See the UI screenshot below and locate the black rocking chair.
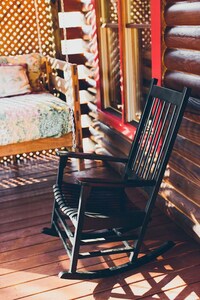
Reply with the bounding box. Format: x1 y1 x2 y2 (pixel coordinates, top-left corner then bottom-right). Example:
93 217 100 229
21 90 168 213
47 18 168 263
43 78 191 279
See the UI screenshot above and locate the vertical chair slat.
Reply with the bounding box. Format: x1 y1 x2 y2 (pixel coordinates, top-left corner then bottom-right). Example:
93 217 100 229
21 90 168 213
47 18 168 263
146 102 171 180
136 99 158 177
133 98 155 174
152 104 177 180
141 100 166 179
139 98 163 179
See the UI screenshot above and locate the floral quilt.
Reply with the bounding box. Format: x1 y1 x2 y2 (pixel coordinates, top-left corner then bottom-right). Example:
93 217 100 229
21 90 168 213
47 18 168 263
0 92 72 146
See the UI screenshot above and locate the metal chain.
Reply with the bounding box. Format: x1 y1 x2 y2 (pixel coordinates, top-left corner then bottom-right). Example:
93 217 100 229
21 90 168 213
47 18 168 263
33 0 43 55
70 107 76 151
61 0 68 62
64 64 77 151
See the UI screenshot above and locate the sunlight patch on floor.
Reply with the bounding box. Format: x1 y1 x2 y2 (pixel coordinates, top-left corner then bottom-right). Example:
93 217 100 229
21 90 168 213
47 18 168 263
0 177 47 189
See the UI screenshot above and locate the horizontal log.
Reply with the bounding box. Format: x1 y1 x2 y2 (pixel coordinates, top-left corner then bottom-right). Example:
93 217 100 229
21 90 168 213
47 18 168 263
178 118 200 145
157 195 200 244
165 168 200 205
97 135 126 156
184 111 200 123
169 151 199 186
174 135 199 165
165 2 200 26
164 49 200 75
164 26 200 51
185 97 200 115
97 121 131 156
63 0 82 12
66 28 83 39
164 70 200 98
142 65 152 81
159 184 200 222
68 54 87 64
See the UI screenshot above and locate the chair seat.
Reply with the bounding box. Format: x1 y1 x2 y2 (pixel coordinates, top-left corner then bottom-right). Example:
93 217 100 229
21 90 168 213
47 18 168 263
53 183 146 230
62 164 123 183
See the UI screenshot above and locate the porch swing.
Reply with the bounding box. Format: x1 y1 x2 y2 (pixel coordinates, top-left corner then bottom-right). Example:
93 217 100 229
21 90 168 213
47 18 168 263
0 0 82 160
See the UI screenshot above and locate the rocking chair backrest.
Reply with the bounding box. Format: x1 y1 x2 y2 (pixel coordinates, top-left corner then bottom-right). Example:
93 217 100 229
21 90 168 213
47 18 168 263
124 78 190 185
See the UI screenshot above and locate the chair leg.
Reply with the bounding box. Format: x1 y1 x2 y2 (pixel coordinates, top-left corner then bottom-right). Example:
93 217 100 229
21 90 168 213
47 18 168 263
42 197 59 236
68 228 82 274
56 156 68 186
59 184 91 276
42 156 68 237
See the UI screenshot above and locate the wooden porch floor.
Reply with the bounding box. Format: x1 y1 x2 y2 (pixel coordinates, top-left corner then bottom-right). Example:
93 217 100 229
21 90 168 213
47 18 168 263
0 153 200 300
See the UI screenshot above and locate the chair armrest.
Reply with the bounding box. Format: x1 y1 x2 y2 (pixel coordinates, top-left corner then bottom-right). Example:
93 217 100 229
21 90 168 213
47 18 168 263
57 150 128 163
76 177 156 188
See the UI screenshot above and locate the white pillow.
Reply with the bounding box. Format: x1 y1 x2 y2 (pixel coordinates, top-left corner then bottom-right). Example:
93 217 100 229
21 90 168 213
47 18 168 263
0 64 32 98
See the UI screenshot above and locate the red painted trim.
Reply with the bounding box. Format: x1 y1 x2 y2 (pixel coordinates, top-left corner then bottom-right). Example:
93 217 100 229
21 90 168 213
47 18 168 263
150 0 162 84
117 0 125 123
98 110 136 140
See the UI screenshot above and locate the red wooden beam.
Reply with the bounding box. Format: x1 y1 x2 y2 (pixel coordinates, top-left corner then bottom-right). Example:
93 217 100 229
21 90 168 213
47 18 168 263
151 0 162 84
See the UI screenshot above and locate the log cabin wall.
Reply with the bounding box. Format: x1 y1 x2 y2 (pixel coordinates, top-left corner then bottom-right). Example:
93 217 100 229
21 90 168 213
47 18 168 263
89 0 200 243
159 0 200 242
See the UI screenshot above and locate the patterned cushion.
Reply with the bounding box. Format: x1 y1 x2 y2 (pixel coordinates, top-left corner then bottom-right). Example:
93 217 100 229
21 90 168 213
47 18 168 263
0 53 44 92
0 64 32 98
0 92 71 145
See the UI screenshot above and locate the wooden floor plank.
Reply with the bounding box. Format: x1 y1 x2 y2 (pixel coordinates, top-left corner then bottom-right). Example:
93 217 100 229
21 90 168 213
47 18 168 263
0 246 65 276
0 190 53 209
0 213 51 235
0 179 55 198
0 155 199 300
4 264 199 300
0 246 199 291
0 198 53 223
0 239 62 264
146 281 200 300
0 218 51 243
0 231 57 253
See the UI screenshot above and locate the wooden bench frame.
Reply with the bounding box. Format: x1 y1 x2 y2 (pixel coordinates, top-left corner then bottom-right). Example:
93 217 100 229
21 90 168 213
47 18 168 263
0 57 83 158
